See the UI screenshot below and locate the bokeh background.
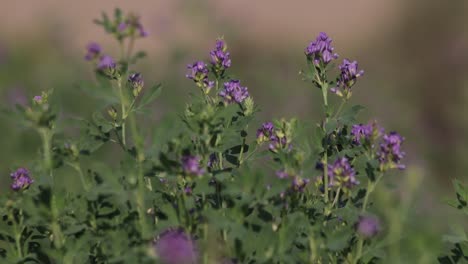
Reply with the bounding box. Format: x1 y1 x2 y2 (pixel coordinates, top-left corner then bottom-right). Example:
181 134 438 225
1 0 467 257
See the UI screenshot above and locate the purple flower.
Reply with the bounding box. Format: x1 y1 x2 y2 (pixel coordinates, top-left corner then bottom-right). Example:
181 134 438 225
305 32 339 66
331 59 364 98
121 15 149 38
219 80 249 104
84 42 101 61
118 22 128 32
351 121 384 145
378 132 406 170
207 153 217 169
184 186 192 195
186 61 213 92
128 72 144 88
33 95 43 104
138 26 149 37
276 169 289 179
328 157 359 189
210 39 231 72
154 228 198 264
97 55 116 70
10 168 34 191
181 155 205 176
186 61 209 80
292 176 310 192
256 122 274 143
356 215 381 238
268 134 288 153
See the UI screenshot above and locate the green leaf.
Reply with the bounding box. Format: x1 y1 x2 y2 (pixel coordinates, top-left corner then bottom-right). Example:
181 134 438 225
340 104 365 124
135 83 162 111
130 51 147 64
326 228 353 251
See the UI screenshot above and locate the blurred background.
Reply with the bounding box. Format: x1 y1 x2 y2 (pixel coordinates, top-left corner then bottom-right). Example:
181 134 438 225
0 0 467 255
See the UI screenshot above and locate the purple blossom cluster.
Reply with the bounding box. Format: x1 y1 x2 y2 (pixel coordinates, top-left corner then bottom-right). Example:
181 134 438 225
10 168 34 191
33 95 43 104
210 39 231 72
128 72 144 96
186 61 214 93
275 169 289 179
128 73 144 88
356 215 381 238
84 42 102 61
331 59 364 98
98 55 117 70
256 122 274 143
351 121 383 145
327 157 359 189
378 132 406 170
84 43 117 71
305 32 339 66
181 155 205 176
268 134 288 153
256 122 290 153
207 153 218 169
292 176 310 192
118 14 148 38
219 80 249 104
153 228 198 264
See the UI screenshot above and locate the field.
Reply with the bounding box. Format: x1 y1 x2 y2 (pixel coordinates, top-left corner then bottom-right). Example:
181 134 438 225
0 2 467 264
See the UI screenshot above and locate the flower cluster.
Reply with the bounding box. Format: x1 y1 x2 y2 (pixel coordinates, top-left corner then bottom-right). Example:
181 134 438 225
10 168 34 191
305 32 339 66
117 13 148 38
128 72 144 97
351 121 383 146
84 42 102 61
84 43 117 73
153 228 198 264
276 169 290 179
378 132 406 170
186 61 214 93
291 176 310 192
256 121 291 153
219 80 249 104
331 59 364 98
328 157 359 190
97 55 117 70
356 215 381 239
256 122 274 143
181 155 205 176
210 38 231 73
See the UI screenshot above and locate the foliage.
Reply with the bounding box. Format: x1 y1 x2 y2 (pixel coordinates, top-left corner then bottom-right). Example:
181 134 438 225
0 8 447 264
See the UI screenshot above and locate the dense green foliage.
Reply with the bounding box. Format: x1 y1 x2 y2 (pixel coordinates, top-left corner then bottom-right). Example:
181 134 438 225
0 9 466 264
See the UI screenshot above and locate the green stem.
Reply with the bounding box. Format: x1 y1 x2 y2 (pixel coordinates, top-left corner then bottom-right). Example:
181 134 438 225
11 210 23 259
353 173 384 263
323 153 329 203
39 128 64 251
66 161 89 192
128 112 149 237
238 138 246 166
203 223 209 264
240 145 258 164
39 129 53 184
331 188 341 208
319 79 330 203
126 37 135 62
308 229 317 262
117 78 127 146
333 99 347 119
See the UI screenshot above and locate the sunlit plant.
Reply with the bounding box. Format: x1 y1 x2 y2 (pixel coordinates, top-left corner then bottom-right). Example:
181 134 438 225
3 8 460 264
